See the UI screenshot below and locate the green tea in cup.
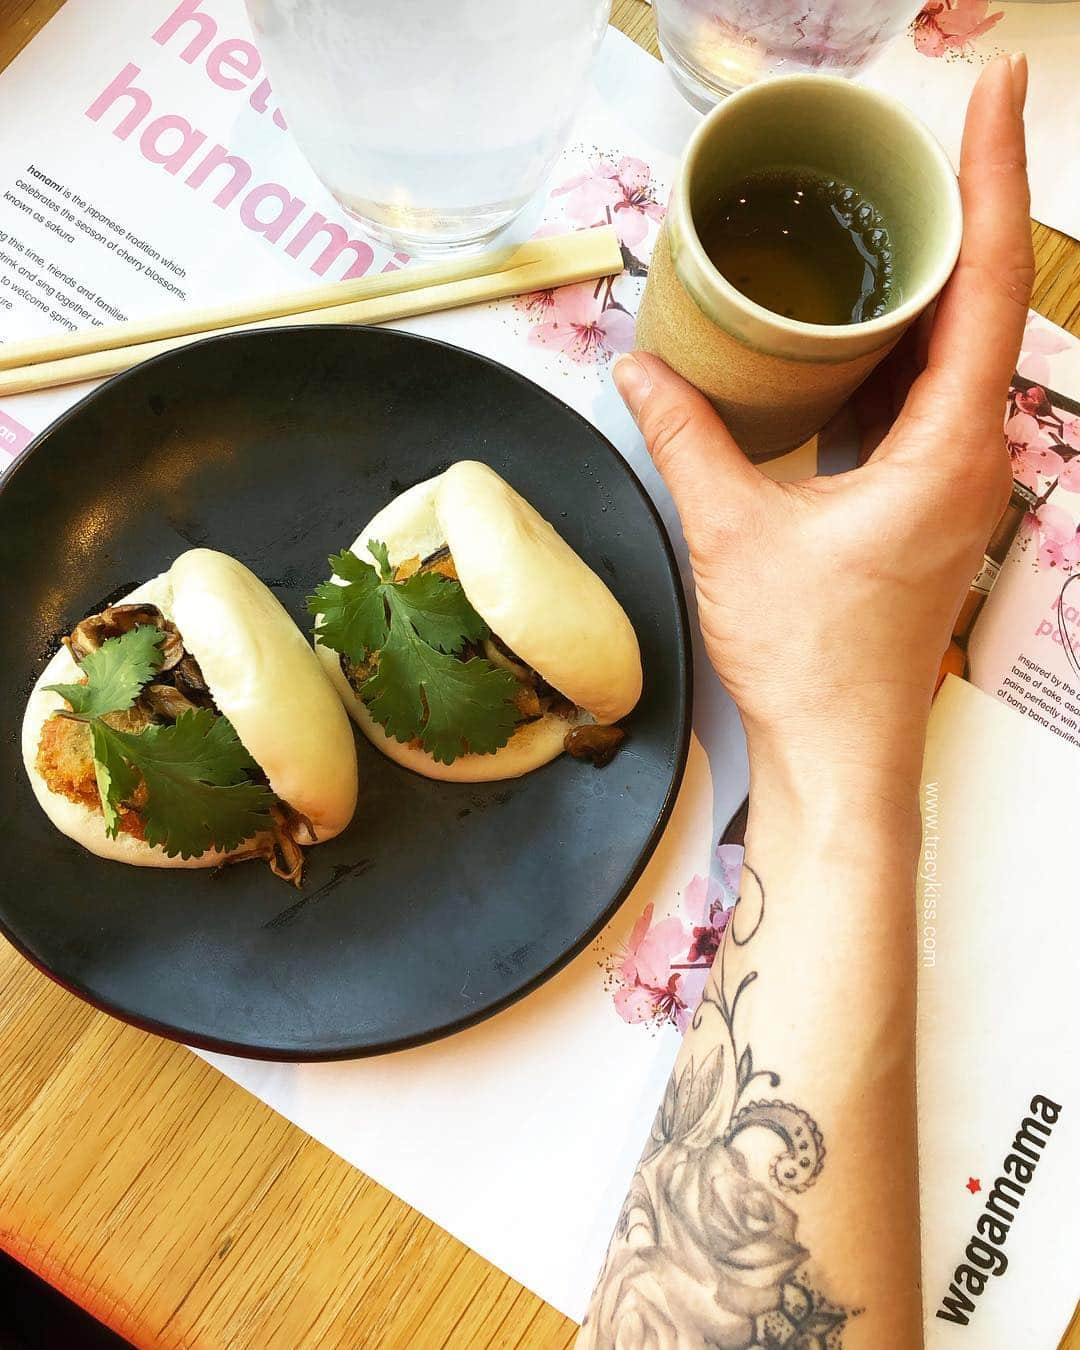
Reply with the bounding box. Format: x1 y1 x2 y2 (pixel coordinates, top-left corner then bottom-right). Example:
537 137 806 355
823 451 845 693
635 75 962 461
698 170 896 326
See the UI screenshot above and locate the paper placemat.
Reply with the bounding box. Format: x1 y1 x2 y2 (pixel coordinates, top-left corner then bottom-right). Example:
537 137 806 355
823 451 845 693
860 1 1080 241
1 2 1077 1337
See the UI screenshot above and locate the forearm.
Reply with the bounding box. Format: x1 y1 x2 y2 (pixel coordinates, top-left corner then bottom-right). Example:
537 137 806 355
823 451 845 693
578 742 924 1349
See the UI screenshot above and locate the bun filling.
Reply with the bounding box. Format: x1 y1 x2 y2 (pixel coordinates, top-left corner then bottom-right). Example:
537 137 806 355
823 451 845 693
338 545 626 767
36 602 314 885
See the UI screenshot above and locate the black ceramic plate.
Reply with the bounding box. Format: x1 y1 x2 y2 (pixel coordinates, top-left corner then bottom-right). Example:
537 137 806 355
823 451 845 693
0 327 690 1059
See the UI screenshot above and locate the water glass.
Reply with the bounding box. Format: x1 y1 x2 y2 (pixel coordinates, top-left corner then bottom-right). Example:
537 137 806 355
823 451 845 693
246 0 611 255
654 0 926 108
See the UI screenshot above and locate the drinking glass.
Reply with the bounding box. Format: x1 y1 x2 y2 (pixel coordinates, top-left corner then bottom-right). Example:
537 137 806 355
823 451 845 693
653 0 926 109
245 0 611 254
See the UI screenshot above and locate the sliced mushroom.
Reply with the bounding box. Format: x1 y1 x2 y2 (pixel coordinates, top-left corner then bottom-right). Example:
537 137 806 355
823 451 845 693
564 723 626 767
65 614 112 661
100 602 166 632
139 682 202 722
514 683 542 721
65 603 184 671
172 654 213 704
95 607 186 672
219 803 314 888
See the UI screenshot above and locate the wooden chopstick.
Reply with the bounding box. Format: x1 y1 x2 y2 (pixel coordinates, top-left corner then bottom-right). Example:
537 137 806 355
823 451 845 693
0 226 623 397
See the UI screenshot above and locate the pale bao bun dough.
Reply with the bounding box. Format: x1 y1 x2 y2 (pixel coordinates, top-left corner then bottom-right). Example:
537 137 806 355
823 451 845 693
315 462 642 782
440 462 642 723
22 550 358 867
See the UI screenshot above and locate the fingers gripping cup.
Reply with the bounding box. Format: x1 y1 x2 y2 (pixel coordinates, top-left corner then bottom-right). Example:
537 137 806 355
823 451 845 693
636 76 963 462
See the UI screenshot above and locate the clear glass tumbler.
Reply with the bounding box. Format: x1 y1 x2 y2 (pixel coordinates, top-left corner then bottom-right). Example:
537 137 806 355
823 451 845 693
245 0 611 255
654 0 925 109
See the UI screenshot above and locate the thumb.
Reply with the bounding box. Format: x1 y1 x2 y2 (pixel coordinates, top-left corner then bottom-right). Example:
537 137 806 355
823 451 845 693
612 352 760 536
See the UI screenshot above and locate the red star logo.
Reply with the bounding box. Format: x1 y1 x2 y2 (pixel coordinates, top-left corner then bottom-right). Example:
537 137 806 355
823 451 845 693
966 1177 981 1194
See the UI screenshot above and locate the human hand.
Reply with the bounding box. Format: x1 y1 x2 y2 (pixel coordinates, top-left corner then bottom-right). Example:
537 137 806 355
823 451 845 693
613 55 1033 794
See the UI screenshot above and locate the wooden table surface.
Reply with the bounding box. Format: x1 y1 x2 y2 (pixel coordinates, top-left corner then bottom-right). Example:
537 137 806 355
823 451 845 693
1 2 1078 1347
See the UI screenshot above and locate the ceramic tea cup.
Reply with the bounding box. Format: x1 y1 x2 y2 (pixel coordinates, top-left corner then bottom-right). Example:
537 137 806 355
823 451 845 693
636 75 963 461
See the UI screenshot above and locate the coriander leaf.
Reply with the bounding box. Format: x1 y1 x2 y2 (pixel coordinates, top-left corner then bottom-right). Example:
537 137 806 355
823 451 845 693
309 539 518 764
307 549 388 662
330 546 381 584
361 618 519 764
386 574 488 654
46 625 164 719
90 720 141 838
368 538 393 582
93 709 275 859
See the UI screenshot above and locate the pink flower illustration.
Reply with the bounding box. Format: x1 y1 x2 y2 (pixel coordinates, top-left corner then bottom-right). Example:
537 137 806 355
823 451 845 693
529 281 635 364
614 974 696 1031
516 150 664 364
1061 418 1080 457
1015 384 1052 419
609 156 667 249
606 842 744 1034
913 0 1004 58
552 158 621 223
1006 411 1064 491
513 287 557 321
552 155 665 249
1018 317 1071 387
612 903 698 1031
1035 502 1080 571
715 842 743 898
617 903 687 989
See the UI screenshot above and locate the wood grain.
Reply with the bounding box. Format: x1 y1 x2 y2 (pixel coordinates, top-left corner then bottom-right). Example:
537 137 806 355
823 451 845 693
0 0 1077 1346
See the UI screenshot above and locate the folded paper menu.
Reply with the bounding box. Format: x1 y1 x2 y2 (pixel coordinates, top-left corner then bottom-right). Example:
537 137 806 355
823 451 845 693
0 1 1077 1341
919 678 1080 1347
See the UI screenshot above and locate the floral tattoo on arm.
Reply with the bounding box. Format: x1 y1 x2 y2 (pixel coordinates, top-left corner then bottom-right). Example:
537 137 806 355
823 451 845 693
579 865 853 1350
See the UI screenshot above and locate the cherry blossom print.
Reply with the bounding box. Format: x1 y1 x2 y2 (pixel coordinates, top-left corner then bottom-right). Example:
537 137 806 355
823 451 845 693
603 842 744 1034
610 903 699 1032
1006 411 1064 491
615 975 697 1033
1035 502 1080 571
528 281 635 364
608 156 666 250
513 288 557 321
1061 418 1080 457
552 155 665 249
511 149 667 367
552 158 622 225
1018 317 1072 387
1015 384 1052 419
617 903 688 990
913 0 1003 59
1004 376 1080 576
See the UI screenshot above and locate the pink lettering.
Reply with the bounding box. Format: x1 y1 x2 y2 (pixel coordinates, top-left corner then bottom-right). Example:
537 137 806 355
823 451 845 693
0 409 34 461
247 77 288 130
152 0 218 63
140 114 207 175
207 38 260 91
185 144 253 208
1035 619 1054 637
285 214 374 279
85 63 152 140
240 183 306 243
249 78 272 113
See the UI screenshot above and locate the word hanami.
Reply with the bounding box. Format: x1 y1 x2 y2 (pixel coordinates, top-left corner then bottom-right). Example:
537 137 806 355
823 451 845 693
935 1093 1062 1326
83 0 404 283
